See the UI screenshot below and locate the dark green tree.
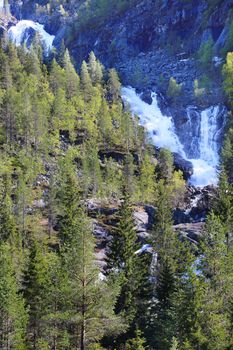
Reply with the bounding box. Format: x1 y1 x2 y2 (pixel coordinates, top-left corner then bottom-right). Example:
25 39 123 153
0 243 28 350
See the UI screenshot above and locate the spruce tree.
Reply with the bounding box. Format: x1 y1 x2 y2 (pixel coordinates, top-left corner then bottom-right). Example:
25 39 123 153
138 153 156 203
88 51 103 85
107 68 121 102
80 60 93 102
146 178 178 349
0 243 28 350
125 329 146 350
199 212 230 349
64 49 80 99
106 189 148 346
62 208 121 350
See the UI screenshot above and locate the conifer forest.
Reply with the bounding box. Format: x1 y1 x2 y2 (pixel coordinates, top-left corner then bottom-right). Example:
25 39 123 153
0 1 233 349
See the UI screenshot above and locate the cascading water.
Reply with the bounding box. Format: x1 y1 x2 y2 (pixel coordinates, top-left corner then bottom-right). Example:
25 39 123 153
200 106 222 164
190 106 226 186
8 20 55 51
122 86 226 187
122 86 186 157
0 0 3 9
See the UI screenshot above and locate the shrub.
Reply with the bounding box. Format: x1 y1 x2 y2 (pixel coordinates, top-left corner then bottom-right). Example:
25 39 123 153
198 38 214 67
167 77 182 99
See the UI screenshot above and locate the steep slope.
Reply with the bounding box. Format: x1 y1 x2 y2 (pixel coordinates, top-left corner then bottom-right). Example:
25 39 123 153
3 0 231 186
8 0 233 101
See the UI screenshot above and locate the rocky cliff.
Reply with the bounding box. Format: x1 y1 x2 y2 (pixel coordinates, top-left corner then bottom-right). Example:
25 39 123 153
7 1 233 105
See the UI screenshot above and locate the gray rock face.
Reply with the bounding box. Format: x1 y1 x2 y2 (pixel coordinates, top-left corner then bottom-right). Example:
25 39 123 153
173 185 217 225
173 153 194 180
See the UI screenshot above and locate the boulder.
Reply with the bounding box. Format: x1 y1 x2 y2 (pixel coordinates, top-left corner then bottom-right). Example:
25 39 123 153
173 152 194 180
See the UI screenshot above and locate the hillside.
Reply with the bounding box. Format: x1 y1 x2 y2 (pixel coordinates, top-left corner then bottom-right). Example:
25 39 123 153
0 1 233 350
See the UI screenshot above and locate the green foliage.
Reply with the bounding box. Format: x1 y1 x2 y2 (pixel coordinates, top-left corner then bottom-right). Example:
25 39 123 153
198 38 214 68
1 32 232 350
221 125 233 182
137 153 156 203
223 52 233 108
167 77 182 100
0 243 28 350
107 68 121 103
126 329 146 350
194 79 205 99
157 148 174 182
222 21 233 55
62 208 123 349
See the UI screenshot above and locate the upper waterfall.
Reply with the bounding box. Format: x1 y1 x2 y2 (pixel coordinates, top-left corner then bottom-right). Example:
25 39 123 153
8 20 55 51
122 86 226 187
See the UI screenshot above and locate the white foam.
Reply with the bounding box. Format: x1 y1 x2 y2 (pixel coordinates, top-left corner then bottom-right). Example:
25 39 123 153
135 244 153 255
122 86 224 187
0 0 3 9
189 159 218 187
8 20 55 51
122 87 185 157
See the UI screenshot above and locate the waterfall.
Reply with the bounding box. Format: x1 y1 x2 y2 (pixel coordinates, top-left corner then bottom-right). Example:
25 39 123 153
0 0 3 10
200 106 222 165
122 86 226 187
122 86 186 157
8 20 55 51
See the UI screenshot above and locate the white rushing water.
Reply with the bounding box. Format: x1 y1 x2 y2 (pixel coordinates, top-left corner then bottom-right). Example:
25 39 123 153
8 20 55 50
122 86 186 157
122 86 225 187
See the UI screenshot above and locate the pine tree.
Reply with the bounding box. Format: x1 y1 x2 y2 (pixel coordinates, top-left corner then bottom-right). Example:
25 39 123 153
125 329 146 350
56 151 80 245
0 173 16 242
146 178 178 349
57 39 66 67
157 148 174 183
221 125 233 182
97 99 113 147
198 212 230 349
175 244 205 349
214 168 233 245
107 68 121 102
88 51 103 85
49 58 65 94
106 189 145 346
0 243 28 350
151 257 177 349
223 52 233 108
22 241 70 349
80 60 93 101
64 49 80 99
62 208 121 350
82 140 102 196
123 153 136 196
138 153 156 203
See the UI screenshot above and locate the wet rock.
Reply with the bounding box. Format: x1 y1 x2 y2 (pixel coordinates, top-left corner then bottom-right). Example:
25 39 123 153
87 198 119 218
98 149 139 165
173 185 217 224
33 199 46 209
173 222 204 244
134 208 149 232
141 90 153 104
173 152 194 180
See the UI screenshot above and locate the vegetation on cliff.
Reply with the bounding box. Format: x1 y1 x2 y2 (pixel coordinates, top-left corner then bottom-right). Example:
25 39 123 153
0 0 233 347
